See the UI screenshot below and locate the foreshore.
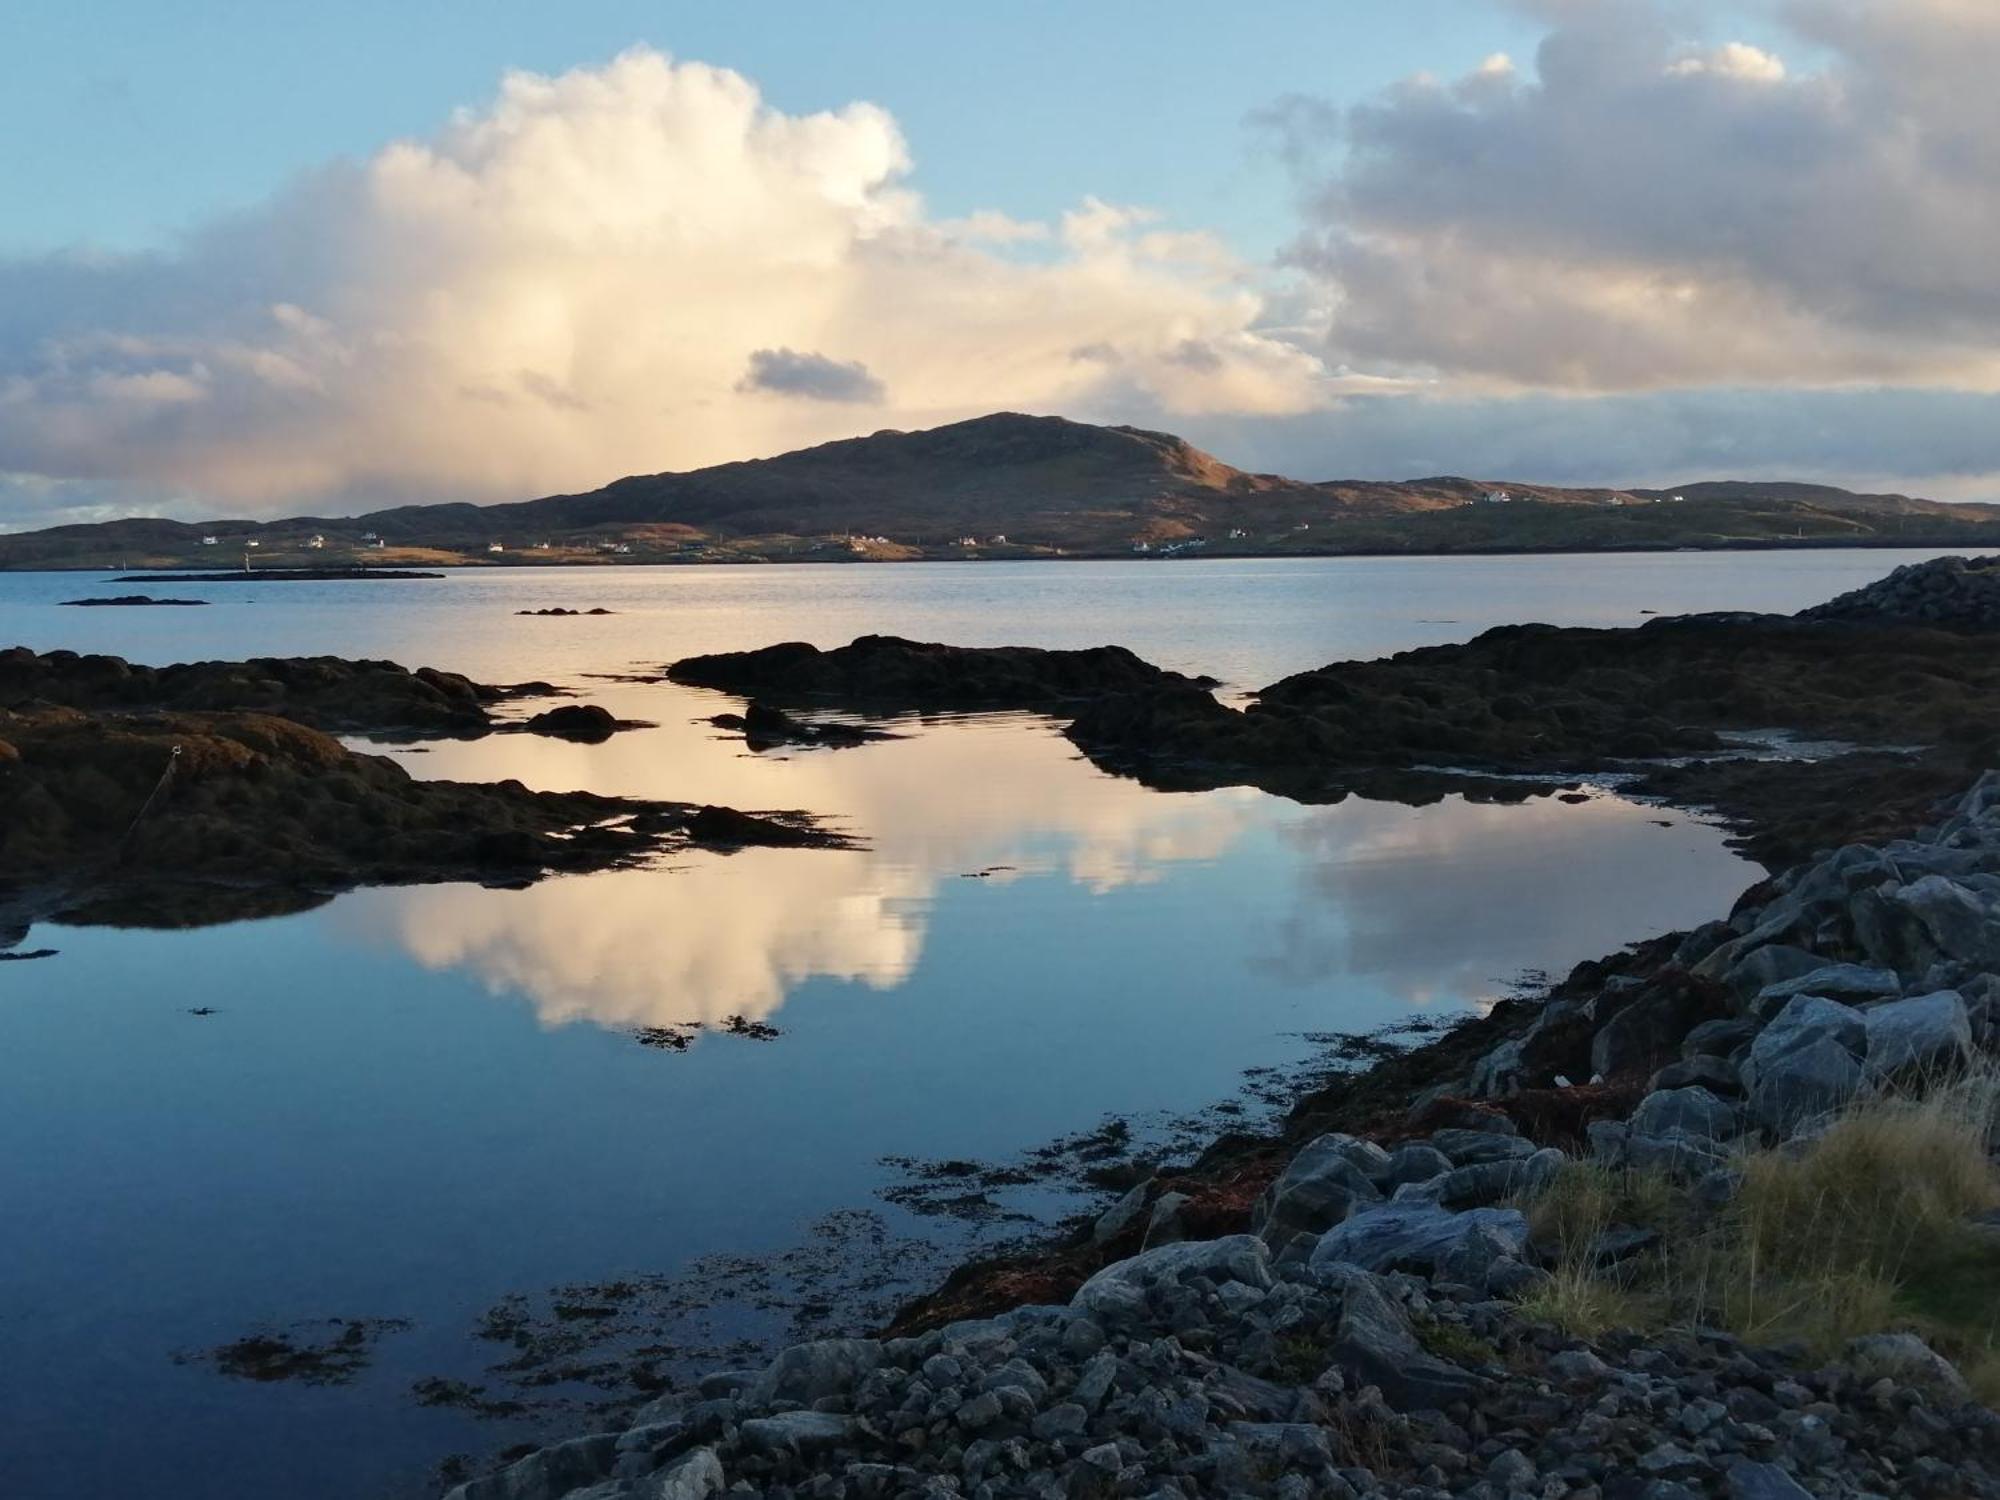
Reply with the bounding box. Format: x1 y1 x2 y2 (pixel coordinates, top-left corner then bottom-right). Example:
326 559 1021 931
434 555 2000 1500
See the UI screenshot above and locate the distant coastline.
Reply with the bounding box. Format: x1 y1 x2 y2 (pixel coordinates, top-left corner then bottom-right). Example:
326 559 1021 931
18 531 1994 577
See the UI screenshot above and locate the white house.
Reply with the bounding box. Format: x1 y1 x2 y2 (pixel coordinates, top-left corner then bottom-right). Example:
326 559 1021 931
487 542 505 554
199 535 219 546
1483 489 1513 504
307 534 326 550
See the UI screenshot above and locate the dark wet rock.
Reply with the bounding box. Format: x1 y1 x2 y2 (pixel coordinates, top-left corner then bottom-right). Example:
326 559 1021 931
60 594 208 607
668 634 1212 708
0 645 538 738
522 702 629 742
707 700 896 749
515 607 615 616
679 804 844 848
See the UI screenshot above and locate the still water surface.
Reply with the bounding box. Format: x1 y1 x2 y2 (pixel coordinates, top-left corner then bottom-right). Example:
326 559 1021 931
0 552 1980 1499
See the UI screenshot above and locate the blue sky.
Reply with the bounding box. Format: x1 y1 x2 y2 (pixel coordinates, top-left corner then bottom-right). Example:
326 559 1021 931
3 0 1997 524
2 1 1537 258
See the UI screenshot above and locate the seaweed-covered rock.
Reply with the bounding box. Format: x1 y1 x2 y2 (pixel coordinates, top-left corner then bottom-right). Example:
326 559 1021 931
0 646 536 738
668 635 1209 707
1799 554 2000 631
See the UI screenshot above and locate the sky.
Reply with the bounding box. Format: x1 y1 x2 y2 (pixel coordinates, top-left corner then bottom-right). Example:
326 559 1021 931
3 0 1997 527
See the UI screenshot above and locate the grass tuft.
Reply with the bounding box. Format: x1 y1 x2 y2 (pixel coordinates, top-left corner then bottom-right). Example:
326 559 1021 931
1510 1064 2000 1392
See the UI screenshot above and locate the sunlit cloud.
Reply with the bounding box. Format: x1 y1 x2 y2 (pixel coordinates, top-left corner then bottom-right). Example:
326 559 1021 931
0 47 1327 519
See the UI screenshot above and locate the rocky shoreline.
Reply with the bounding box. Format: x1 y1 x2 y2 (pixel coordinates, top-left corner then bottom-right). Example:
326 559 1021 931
441 558 2000 1500
439 770 2000 1500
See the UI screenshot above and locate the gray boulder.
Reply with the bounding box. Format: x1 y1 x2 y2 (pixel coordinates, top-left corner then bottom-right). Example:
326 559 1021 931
635 1449 725 1500
1864 989 1973 1078
1891 875 2000 969
1091 1181 1152 1245
1648 1055 1743 1096
1724 1459 1815 1500
1743 994 1865 1090
1072 1235 1272 1322
1624 1128 1732 1179
1748 1033 1866 1135
739 1411 852 1455
1845 1331 1971 1398
1681 1016 1760 1060
747 1337 881 1406
443 1435 616 1500
1436 1147 1564 1208
1140 1190 1192 1250
1714 944 1829 1001
1756 963 1899 1010
1428 1128 1536 1165
1630 1086 1743 1142
1309 1203 1529 1277
1382 1142 1453 1189
1252 1135 1383 1258
1326 1268 1485 1411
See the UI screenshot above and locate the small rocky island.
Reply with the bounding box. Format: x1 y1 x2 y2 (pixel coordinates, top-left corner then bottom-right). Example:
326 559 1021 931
452 557 2000 1500
0 647 847 931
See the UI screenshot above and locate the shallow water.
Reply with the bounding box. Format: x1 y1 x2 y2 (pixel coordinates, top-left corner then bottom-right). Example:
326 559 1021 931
0 551 1981 1499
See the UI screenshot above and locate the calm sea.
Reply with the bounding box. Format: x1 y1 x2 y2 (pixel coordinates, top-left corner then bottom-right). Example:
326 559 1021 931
0 551 1981 1499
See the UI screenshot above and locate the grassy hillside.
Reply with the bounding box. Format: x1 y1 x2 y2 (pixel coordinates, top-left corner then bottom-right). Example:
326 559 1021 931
3 413 1996 569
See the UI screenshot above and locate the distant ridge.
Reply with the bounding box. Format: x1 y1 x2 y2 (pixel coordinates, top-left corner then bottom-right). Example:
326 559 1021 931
4 411 1996 570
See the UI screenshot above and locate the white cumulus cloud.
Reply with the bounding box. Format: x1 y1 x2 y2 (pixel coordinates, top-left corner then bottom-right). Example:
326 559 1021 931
0 47 1326 519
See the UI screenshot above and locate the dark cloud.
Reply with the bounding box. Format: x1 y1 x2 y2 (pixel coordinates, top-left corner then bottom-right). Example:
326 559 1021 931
1272 0 2000 390
736 347 887 404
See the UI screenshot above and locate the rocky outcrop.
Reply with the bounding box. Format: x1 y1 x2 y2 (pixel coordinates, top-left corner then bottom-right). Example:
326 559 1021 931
60 594 208 607
0 705 848 928
667 635 1213 708
0 646 552 738
1799 554 2000 630
1065 609 2000 831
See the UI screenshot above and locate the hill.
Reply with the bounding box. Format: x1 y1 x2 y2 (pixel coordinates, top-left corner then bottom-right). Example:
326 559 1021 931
3 412 1996 569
